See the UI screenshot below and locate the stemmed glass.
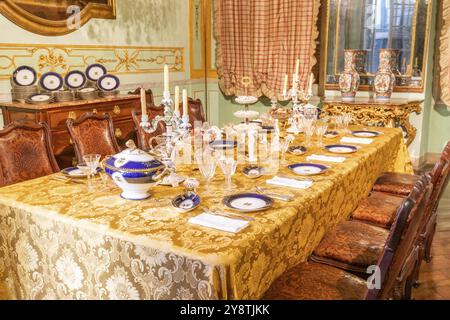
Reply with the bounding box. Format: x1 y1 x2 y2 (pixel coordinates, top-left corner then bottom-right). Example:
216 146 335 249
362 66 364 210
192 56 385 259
195 151 217 195
280 134 295 164
218 157 237 193
83 154 100 191
299 116 316 147
342 113 353 134
315 120 329 148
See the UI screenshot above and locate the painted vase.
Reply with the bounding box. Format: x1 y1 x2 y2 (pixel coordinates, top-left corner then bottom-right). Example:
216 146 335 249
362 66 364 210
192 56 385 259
374 49 397 100
339 50 360 101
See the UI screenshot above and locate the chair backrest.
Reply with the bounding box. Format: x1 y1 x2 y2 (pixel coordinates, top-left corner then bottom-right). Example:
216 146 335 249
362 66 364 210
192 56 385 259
128 88 156 108
131 109 166 151
426 141 450 217
66 112 120 163
365 173 432 300
0 120 59 186
175 97 206 128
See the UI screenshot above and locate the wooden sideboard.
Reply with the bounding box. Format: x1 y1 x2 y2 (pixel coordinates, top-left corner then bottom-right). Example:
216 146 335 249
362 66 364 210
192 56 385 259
321 97 422 146
0 95 140 168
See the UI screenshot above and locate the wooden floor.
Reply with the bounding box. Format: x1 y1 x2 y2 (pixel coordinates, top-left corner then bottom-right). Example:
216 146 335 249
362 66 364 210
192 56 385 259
413 184 450 300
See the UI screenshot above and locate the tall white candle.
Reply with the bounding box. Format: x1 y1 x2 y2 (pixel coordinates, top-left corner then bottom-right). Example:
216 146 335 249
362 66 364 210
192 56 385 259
140 87 147 115
164 64 169 92
308 73 314 95
292 74 297 89
283 74 288 96
182 89 188 116
295 59 300 76
174 86 180 114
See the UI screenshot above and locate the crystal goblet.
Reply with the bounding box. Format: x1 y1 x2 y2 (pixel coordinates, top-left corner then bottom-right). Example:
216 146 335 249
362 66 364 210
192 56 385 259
218 157 237 193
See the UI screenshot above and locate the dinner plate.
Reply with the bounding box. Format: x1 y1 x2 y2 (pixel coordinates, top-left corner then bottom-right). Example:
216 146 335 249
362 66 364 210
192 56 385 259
288 163 328 176
223 193 273 213
288 145 307 155
85 63 107 81
65 70 87 90
61 167 101 178
97 74 120 91
40 72 63 91
352 130 380 138
209 140 237 150
12 66 37 86
324 144 358 154
172 192 201 212
26 93 54 104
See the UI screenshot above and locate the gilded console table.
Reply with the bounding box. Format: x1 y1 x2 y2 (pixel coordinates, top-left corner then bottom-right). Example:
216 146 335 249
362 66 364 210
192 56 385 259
321 97 422 146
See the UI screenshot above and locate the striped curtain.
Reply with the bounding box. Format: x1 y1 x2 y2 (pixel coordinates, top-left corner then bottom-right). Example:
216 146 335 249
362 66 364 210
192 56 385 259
214 0 320 100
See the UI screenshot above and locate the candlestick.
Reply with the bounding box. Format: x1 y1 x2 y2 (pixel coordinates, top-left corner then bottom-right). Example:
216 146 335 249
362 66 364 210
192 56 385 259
283 74 288 96
174 86 180 114
295 59 300 76
140 87 147 115
182 89 188 117
164 64 169 92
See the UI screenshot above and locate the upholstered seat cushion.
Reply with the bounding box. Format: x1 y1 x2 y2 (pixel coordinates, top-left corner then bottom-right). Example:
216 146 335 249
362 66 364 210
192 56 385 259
373 172 419 196
351 191 404 228
311 221 389 273
262 262 367 300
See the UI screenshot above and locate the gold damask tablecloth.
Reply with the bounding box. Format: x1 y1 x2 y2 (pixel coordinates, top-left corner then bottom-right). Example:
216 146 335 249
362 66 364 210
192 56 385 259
0 126 412 300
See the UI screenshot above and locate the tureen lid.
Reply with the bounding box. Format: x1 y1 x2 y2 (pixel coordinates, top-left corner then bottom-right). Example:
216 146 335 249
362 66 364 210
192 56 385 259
115 140 156 162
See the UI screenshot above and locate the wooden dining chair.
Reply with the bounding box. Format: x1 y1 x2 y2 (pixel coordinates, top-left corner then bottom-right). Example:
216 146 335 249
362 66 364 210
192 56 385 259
131 108 166 150
0 120 59 187
175 97 207 128
262 175 432 300
309 174 431 279
66 112 120 164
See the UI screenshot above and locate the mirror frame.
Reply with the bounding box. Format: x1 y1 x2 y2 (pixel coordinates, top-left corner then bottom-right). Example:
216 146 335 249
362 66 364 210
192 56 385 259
319 0 432 93
0 0 116 36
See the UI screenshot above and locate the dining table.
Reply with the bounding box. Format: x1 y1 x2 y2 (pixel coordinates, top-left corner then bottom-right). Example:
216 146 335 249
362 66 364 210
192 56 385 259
0 125 413 300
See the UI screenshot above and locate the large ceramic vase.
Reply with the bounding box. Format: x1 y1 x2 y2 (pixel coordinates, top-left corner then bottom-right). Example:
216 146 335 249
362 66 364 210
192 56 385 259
374 49 396 100
339 50 360 101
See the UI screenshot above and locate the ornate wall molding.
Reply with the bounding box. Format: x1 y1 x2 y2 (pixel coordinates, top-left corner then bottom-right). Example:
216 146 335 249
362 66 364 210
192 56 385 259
0 43 184 81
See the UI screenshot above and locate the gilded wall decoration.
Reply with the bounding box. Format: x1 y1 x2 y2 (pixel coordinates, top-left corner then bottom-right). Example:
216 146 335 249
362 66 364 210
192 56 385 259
0 43 184 81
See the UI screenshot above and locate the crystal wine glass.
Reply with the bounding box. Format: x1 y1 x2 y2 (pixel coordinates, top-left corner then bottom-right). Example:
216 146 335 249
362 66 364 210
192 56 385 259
280 134 295 164
218 157 237 193
195 152 217 194
342 113 353 134
77 164 94 192
83 154 101 189
299 116 316 147
315 120 329 148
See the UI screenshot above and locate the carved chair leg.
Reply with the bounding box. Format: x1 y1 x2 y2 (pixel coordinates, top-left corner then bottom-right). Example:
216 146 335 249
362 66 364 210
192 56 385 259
424 221 437 263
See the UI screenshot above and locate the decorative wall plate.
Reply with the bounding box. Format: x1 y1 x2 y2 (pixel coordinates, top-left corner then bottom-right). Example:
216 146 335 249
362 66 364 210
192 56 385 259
39 72 63 91
65 70 87 90
172 192 201 212
223 193 273 213
288 145 307 155
325 144 358 154
26 93 54 104
352 130 380 138
97 74 120 92
12 66 37 86
86 64 107 81
288 163 328 176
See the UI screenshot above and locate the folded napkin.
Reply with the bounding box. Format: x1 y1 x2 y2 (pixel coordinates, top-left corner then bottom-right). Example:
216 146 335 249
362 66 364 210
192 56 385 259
341 137 373 145
266 176 313 189
188 213 249 233
306 154 346 163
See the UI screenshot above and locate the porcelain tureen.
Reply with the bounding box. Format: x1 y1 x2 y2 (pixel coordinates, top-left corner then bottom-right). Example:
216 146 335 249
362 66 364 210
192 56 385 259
104 140 168 200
